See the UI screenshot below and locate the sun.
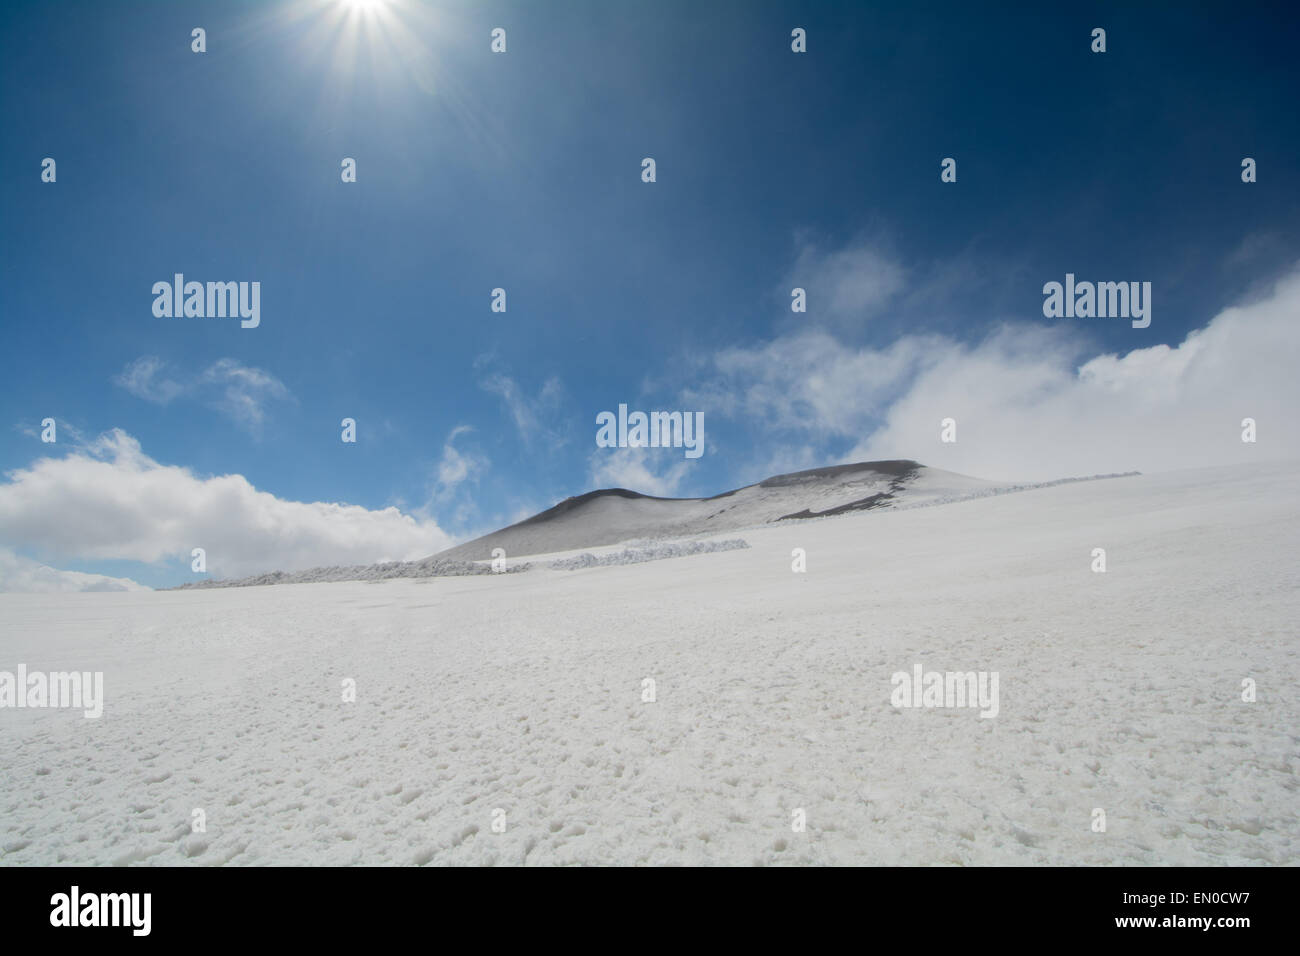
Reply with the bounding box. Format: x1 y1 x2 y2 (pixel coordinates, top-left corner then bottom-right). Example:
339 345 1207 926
261 0 454 101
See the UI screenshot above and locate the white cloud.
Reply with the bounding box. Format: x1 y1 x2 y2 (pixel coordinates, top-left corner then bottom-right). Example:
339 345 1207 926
588 446 691 497
785 236 905 326
0 430 454 579
114 355 186 404
434 425 488 497
694 266 1300 483
0 547 149 594
113 356 291 434
479 372 567 447
199 359 291 432
685 329 941 437
426 425 491 529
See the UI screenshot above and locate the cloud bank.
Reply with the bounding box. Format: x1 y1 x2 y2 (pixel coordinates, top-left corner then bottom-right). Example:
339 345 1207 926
689 266 1300 483
0 430 454 582
0 548 150 594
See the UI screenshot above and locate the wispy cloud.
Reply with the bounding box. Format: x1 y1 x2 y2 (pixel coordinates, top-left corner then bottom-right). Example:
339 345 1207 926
425 425 490 529
199 359 291 432
783 234 906 328
114 355 187 404
478 369 568 448
434 425 487 497
587 446 692 497
113 356 292 435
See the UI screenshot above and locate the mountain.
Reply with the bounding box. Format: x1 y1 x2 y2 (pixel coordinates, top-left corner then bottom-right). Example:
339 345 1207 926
433 459 1003 561
172 460 1136 587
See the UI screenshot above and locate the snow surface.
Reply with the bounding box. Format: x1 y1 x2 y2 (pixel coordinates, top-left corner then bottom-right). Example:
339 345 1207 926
0 461 1296 865
547 538 750 571
171 555 508 589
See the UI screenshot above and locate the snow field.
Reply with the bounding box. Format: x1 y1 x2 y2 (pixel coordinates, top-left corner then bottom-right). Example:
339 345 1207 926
0 462 1296 865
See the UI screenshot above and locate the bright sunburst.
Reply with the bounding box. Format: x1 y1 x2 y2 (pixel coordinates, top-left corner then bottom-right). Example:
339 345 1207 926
238 0 481 135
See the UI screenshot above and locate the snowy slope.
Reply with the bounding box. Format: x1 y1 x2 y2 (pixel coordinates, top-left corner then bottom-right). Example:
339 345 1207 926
437 460 979 561
0 461 1296 866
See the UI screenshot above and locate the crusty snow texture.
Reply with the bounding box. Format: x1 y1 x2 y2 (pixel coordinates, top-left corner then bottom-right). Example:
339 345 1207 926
0 462 1295 865
548 539 750 571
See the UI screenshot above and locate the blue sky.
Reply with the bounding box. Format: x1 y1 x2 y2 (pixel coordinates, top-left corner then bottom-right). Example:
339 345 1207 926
2 0 1298 588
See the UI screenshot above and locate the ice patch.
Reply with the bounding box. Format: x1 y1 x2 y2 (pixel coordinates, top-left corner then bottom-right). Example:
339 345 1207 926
548 538 750 571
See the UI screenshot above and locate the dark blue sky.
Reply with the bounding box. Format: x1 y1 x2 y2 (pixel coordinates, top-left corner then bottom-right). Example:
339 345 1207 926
2 0 1297 587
